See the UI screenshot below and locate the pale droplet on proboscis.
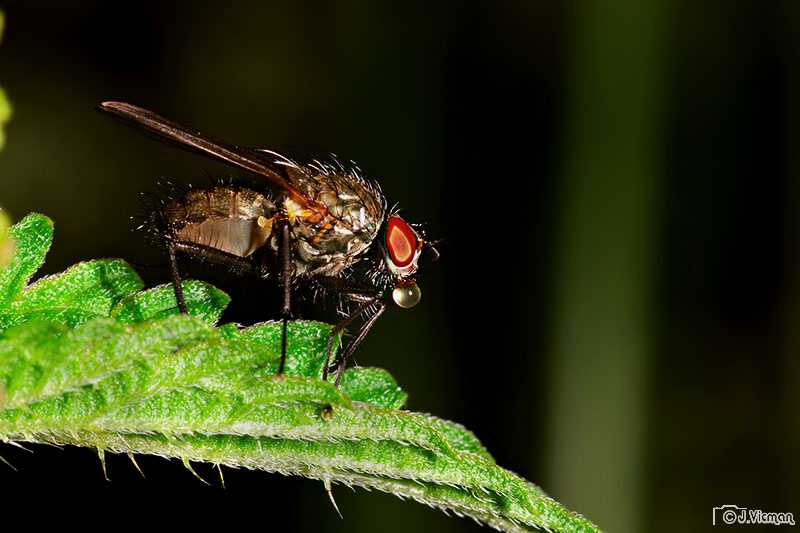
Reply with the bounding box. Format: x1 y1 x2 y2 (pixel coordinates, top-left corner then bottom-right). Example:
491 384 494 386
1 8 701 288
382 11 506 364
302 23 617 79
393 284 421 308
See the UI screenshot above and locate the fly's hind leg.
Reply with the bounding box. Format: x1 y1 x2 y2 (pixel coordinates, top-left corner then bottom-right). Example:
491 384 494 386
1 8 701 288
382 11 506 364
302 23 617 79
166 238 263 315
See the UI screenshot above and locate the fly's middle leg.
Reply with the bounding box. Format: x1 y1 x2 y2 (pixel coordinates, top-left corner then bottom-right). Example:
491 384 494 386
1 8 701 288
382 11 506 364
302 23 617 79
276 220 293 376
313 276 384 386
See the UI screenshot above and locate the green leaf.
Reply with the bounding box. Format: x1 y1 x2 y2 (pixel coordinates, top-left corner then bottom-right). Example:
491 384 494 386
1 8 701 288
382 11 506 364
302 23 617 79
0 213 53 309
420 414 494 461
0 259 144 329
0 11 9 152
339 366 407 409
230 320 336 378
0 208 11 268
112 280 229 325
0 315 219 410
0 86 8 151
0 212 603 533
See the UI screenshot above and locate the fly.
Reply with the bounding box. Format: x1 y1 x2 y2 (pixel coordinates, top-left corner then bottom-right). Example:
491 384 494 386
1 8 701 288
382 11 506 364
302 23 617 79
98 102 439 385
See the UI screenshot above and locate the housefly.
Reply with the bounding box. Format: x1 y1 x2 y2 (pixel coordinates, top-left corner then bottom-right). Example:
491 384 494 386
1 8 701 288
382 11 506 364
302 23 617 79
98 102 438 385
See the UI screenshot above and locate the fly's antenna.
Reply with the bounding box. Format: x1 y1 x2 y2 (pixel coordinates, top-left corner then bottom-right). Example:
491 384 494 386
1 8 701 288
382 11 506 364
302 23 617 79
424 240 441 262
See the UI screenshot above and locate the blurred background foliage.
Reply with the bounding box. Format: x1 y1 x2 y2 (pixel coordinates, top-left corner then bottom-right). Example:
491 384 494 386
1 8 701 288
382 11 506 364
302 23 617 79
0 1 798 532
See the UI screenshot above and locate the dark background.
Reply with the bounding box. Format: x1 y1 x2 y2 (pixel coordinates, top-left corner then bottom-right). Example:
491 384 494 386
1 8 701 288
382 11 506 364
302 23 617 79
1 2 798 532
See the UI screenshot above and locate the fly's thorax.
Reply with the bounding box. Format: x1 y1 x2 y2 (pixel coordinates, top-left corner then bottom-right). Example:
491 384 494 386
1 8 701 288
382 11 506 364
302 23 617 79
284 169 385 275
153 186 278 257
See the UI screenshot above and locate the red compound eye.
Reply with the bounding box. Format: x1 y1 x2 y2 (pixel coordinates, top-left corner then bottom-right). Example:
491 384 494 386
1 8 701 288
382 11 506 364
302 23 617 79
386 216 418 268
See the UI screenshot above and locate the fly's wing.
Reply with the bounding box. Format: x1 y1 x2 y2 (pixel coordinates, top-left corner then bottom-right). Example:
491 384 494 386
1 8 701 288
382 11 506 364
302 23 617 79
97 101 307 201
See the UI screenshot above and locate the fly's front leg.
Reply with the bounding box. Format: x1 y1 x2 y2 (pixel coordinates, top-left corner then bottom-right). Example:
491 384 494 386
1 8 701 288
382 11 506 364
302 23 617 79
314 276 384 386
331 299 385 387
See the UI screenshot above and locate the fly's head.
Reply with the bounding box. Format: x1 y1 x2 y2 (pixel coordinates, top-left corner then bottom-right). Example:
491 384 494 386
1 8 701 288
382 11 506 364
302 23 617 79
373 212 439 309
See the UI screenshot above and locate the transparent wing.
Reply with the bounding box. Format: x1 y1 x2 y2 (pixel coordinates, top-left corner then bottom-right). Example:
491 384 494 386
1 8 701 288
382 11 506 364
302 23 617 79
98 101 306 200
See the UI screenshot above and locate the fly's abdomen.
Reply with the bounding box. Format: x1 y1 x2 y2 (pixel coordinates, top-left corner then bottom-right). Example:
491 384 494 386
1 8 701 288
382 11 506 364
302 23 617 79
157 186 278 257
